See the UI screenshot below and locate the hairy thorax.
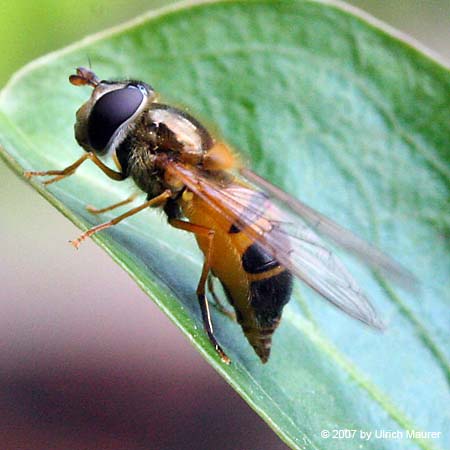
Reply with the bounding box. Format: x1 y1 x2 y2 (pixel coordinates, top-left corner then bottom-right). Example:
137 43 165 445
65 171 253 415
119 103 214 198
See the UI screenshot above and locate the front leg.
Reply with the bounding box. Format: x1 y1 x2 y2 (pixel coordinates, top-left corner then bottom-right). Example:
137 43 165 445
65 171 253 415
24 152 125 185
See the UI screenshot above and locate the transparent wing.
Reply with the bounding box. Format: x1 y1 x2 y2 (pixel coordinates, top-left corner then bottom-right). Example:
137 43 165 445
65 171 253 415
170 163 408 329
241 168 417 290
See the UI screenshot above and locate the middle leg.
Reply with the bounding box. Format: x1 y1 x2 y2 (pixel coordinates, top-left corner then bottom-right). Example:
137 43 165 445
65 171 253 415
86 193 139 215
71 190 171 248
207 275 236 321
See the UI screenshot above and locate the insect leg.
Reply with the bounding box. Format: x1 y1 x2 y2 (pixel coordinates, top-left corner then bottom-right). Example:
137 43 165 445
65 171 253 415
24 152 125 185
207 275 236 322
169 219 230 364
86 193 139 215
71 190 171 249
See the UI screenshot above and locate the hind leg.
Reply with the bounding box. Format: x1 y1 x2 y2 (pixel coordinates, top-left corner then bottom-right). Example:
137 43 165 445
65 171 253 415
169 219 230 364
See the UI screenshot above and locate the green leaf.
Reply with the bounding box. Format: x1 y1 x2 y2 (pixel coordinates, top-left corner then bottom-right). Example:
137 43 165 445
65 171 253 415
1 1 448 448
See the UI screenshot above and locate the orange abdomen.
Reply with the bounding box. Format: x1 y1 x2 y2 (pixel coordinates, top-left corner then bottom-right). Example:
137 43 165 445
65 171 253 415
181 187 292 362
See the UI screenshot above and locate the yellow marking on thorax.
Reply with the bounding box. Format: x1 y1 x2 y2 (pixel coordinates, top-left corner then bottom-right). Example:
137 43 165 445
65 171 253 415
182 189 194 202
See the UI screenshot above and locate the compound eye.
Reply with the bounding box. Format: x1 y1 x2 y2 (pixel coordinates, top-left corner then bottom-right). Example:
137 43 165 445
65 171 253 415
87 86 144 151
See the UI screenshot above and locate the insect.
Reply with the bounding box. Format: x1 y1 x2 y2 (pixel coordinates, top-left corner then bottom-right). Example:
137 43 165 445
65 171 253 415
25 67 414 364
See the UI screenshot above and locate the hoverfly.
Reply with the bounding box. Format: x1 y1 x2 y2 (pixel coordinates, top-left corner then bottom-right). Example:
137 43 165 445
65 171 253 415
25 67 414 364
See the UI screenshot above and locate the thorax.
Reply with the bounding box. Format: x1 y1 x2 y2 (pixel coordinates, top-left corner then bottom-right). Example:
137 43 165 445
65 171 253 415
116 103 214 197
